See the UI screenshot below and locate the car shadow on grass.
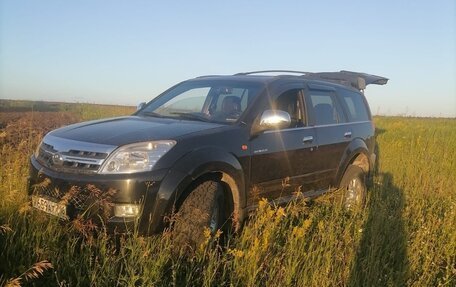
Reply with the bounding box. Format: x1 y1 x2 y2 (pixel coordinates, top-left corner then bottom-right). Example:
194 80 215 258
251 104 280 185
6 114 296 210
348 141 409 286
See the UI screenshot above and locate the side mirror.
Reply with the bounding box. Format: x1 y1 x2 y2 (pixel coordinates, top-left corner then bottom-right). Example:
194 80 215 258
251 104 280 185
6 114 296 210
259 110 291 130
136 102 146 111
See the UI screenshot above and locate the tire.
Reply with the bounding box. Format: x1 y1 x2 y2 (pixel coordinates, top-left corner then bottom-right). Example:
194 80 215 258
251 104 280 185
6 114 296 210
339 165 367 210
172 181 225 250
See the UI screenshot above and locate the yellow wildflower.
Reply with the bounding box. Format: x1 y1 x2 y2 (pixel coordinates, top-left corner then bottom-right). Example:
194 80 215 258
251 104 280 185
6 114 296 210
276 207 286 217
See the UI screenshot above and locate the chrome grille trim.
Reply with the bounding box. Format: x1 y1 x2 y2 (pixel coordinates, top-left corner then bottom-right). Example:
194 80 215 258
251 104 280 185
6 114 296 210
43 134 117 154
60 155 105 165
36 134 117 173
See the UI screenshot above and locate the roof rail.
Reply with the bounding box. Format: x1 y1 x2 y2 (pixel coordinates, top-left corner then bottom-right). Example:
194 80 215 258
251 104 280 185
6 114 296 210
235 70 310 76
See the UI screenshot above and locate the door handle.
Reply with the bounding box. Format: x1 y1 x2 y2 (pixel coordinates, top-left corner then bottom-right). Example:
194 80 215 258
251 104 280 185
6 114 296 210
344 131 352 138
303 136 314 143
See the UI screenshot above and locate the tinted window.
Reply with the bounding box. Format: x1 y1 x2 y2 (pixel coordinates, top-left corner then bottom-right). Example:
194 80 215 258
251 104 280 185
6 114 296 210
308 93 342 125
273 89 304 128
340 90 370 121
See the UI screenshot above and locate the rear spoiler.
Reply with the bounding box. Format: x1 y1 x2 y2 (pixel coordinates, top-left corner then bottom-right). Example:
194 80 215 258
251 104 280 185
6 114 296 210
307 70 389 91
235 70 388 91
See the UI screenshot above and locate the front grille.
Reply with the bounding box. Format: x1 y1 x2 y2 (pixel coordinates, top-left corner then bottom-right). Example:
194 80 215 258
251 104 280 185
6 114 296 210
33 183 114 221
34 184 91 212
37 141 109 173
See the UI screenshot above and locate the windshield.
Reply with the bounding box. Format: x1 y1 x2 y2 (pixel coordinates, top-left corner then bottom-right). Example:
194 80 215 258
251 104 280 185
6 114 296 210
138 80 263 124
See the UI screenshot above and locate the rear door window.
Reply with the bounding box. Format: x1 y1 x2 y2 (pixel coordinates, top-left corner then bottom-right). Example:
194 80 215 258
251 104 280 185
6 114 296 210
308 92 343 125
339 90 370 122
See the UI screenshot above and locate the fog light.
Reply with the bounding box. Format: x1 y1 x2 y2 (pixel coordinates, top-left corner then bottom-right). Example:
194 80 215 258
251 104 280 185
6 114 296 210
114 204 140 218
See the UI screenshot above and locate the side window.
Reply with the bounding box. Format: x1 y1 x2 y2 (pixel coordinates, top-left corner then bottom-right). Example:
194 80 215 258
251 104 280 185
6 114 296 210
308 92 342 125
339 90 370 122
273 89 304 128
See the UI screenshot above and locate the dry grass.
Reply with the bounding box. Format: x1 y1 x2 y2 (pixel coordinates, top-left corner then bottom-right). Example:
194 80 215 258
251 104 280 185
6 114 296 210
0 101 454 286
5 261 53 287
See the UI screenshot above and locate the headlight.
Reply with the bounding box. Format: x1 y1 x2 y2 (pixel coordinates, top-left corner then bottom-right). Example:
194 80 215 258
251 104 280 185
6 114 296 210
99 140 176 174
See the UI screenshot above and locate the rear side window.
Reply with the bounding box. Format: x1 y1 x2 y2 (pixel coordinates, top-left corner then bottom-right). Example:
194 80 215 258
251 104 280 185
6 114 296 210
339 90 370 122
308 92 342 125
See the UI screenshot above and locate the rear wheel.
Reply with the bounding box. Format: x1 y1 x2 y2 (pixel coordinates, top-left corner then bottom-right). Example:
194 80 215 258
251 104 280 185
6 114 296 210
172 181 225 250
339 165 367 209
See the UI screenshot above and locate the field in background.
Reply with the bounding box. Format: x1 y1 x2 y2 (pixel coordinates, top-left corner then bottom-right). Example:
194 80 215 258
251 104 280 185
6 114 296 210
0 100 454 286
0 99 135 122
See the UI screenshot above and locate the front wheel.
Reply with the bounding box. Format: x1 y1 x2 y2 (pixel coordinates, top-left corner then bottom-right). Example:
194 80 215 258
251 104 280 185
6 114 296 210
172 181 225 250
339 165 367 210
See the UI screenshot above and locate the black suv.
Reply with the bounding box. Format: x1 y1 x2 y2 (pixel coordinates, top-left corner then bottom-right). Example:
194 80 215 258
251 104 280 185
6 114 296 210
28 70 388 246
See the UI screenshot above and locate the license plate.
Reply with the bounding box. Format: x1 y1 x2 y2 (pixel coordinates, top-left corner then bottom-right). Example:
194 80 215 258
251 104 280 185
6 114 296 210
32 195 68 220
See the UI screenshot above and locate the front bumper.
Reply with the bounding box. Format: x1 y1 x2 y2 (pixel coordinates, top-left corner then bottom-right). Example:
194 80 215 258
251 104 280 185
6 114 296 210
28 156 169 234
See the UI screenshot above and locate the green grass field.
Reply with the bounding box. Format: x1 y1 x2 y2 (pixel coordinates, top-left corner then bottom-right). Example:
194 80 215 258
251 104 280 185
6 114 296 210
0 101 454 286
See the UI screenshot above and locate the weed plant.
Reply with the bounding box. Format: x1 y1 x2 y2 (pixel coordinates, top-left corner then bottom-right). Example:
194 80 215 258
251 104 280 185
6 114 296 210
0 104 454 286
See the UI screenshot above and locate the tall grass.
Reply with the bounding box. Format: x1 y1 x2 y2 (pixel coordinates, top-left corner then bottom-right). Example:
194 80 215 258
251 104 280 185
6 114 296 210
0 104 454 286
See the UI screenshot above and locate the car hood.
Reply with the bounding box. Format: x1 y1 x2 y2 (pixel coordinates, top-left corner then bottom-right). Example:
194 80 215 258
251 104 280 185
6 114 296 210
49 116 225 146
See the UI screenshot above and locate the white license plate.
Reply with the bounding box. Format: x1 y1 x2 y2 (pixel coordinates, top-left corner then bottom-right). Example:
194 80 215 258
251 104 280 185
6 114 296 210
32 195 68 220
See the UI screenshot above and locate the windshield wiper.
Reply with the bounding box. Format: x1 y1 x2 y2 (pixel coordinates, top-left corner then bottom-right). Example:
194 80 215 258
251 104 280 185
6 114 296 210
141 111 167 118
170 112 211 122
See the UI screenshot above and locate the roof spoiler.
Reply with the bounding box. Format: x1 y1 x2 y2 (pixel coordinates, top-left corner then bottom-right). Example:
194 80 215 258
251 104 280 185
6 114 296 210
307 70 389 91
234 70 388 91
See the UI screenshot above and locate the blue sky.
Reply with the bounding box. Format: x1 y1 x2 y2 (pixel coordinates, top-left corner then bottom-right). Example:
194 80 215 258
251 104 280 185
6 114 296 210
1 1 455 117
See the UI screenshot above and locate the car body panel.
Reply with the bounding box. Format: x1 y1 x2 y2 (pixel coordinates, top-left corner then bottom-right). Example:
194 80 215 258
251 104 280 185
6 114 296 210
249 127 318 204
50 116 224 146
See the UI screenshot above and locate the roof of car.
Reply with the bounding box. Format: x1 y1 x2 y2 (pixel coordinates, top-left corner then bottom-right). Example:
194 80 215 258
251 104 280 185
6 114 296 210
193 70 388 91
